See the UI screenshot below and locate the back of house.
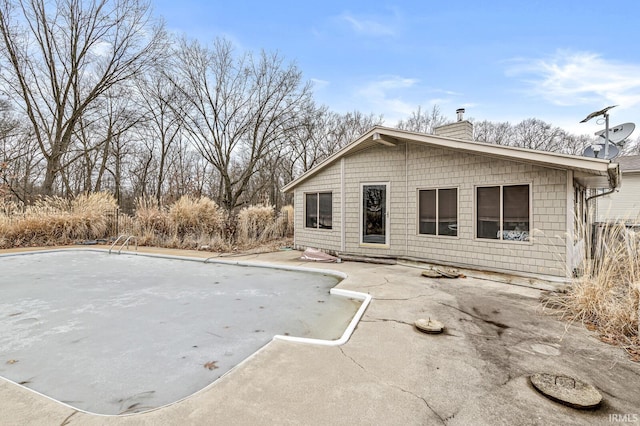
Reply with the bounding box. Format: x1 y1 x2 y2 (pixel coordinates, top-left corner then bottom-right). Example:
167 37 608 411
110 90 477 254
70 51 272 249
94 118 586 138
283 115 619 280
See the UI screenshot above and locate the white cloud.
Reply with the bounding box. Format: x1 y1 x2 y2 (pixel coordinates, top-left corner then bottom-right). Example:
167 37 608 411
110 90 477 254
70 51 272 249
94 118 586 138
354 76 420 123
90 41 112 58
337 12 396 37
310 78 330 91
341 77 473 125
507 50 640 109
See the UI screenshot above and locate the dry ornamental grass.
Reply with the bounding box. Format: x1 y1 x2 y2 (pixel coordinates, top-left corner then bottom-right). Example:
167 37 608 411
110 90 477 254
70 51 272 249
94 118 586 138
545 221 640 361
0 192 117 247
0 192 293 252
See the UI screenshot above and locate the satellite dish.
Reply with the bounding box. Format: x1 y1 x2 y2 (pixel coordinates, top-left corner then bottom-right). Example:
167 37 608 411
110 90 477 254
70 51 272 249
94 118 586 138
582 143 620 160
595 122 635 144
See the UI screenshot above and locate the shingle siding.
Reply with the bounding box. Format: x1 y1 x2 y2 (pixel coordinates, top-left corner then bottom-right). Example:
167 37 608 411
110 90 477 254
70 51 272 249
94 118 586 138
293 142 569 277
293 161 343 252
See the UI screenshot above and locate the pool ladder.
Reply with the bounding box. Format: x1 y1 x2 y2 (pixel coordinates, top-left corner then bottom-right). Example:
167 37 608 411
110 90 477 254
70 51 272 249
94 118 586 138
109 234 138 254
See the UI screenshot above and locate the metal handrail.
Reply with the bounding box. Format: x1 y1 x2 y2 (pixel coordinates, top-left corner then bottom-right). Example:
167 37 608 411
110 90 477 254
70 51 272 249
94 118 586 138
118 235 138 254
108 235 128 254
108 234 138 254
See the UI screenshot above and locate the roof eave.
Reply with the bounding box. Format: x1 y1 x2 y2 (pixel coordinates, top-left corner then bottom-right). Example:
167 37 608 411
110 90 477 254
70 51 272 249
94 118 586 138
282 126 619 192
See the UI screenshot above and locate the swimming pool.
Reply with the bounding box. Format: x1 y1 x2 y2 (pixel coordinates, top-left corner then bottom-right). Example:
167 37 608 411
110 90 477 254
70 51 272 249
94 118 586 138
0 249 368 415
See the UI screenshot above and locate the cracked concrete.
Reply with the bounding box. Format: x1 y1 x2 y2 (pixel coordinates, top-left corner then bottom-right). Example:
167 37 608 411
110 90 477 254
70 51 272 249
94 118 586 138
1 247 639 425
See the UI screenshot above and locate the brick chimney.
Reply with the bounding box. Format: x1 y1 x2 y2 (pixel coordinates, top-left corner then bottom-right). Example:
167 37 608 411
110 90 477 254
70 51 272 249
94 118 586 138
434 108 473 140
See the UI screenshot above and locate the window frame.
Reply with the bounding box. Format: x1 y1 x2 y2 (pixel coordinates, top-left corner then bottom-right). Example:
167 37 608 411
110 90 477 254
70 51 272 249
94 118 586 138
474 183 532 243
416 186 459 238
304 191 333 230
359 181 390 246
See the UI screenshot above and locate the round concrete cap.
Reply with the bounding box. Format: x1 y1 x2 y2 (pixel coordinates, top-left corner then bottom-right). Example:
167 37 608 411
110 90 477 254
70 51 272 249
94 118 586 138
421 270 442 278
530 373 602 409
415 318 444 334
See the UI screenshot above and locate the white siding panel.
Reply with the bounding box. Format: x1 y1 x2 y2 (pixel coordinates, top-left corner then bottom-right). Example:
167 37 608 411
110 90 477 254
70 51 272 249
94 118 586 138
597 172 640 222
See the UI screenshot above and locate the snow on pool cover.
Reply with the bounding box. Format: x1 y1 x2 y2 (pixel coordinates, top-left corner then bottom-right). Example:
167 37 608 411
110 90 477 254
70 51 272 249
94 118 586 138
0 250 366 415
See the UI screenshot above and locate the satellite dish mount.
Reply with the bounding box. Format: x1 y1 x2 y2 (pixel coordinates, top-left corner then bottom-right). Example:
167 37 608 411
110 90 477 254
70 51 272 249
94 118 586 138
580 105 617 159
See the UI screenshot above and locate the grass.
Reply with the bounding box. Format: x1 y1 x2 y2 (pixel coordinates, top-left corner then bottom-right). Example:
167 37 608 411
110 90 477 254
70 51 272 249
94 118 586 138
0 192 117 247
0 193 293 252
544 220 640 361
236 204 275 244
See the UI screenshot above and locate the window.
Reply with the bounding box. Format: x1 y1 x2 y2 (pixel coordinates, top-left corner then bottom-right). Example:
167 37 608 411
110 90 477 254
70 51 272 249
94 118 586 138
305 192 332 229
477 184 530 241
418 188 458 237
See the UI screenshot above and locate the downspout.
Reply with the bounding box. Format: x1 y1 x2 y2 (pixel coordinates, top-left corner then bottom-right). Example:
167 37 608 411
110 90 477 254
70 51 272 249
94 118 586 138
585 163 619 205
585 187 616 205
585 162 620 259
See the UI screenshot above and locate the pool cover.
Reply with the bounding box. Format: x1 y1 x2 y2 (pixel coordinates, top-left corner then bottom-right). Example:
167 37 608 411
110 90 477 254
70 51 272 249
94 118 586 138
0 250 360 414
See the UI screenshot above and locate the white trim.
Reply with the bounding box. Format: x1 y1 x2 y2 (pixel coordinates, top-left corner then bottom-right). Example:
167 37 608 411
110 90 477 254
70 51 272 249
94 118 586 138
340 158 346 252
474 182 533 244
274 288 371 346
303 191 333 230
359 182 390 246
405 142 408 256
566 170 574 278
282 126 616 193
416 186 460 239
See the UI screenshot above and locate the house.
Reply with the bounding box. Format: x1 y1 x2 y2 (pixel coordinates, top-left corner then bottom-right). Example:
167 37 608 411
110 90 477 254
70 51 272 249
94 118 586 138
596 154 640 223
283 113 620 280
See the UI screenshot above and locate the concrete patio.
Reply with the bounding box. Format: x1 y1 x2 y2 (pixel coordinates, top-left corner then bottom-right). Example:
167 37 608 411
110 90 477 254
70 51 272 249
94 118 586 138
1 247 639 425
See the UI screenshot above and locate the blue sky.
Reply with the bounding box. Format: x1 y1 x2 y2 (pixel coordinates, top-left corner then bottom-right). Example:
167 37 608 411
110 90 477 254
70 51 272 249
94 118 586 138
152 0 640 137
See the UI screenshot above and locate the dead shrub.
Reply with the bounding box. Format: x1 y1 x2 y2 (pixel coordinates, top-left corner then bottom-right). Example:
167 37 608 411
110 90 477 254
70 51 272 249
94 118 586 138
0 192 117 246
70 192 118 239
545 221 640 360
168 195 225 237
259 205 294 241
236 204 275 244
133 196 172 236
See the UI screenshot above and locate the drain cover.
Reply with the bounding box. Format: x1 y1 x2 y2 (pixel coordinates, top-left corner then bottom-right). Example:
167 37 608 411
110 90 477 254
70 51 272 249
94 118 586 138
415 318 444 334
530 373 602 409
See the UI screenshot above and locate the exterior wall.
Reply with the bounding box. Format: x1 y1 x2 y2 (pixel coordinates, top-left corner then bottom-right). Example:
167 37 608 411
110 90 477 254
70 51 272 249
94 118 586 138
404 144 567 277
293 142 569 277
343 143 408 256
596 172 640 222
293 161 342 252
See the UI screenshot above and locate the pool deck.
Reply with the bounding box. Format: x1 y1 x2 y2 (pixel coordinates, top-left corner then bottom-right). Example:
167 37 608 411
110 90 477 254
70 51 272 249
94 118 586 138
2 246 640 425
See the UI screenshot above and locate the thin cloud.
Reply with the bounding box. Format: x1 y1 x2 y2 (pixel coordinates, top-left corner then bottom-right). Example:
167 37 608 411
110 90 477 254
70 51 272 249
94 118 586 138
350 77 472 124
355 76 420 123
507 50 640 109
337 11 397 37
310 78 330 90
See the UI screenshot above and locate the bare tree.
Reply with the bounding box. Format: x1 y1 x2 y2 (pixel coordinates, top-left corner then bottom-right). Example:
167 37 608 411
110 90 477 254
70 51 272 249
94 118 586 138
0 98 39 202
512 118 564 151
285 107 383 179
67 87 142 195
473 120 514 146
134 66 185 203
172 37 313 211
473 117 592 155
396 105 447 134
621 135 640 155
0 0 165 195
